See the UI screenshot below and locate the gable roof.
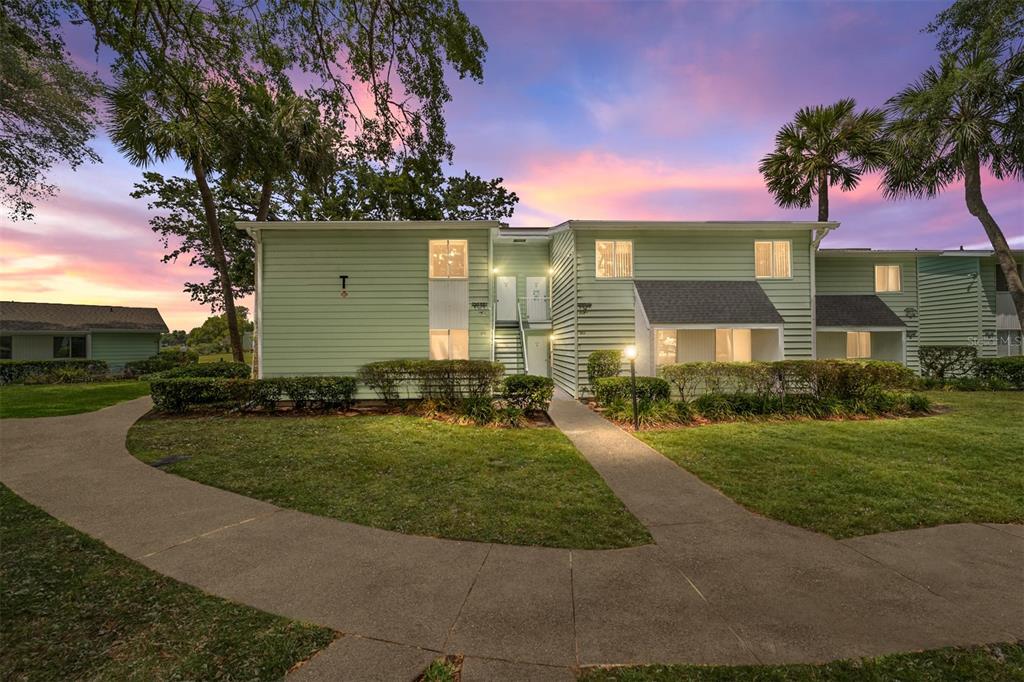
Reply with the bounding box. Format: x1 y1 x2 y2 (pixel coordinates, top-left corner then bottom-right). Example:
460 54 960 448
634 280 784 325
0 301 168 333
816 295 906 329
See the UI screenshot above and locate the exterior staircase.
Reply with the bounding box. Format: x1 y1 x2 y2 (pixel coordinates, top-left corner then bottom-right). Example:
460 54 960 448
494 325 525 375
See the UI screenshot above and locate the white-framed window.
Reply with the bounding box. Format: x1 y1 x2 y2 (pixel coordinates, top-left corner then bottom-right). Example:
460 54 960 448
53 335 86 358
0 335 11 360
429 328 469 360
595 240 633 278
655 329 677 367
874 264 901 293
846 331 871 359
754 240 791 278
715 328 752 362
429 239 468 279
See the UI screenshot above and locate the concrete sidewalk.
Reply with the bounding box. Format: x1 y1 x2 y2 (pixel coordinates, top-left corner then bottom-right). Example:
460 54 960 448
1 397 1021 680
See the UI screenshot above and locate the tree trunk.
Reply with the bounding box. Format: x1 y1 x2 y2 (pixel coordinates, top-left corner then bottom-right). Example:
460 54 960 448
964 153 1024 332
256 175 273 222
193 157 245 363
817 170 829 222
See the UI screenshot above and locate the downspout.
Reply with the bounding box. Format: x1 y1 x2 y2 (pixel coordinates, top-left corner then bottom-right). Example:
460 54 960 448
809 224 837 360
489 229 495 362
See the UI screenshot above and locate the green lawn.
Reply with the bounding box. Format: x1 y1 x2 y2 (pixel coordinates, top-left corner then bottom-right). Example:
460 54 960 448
640 392 1024 538
579 642 1024 681
0 484 333 681
127 415 652 549
0 381 151 419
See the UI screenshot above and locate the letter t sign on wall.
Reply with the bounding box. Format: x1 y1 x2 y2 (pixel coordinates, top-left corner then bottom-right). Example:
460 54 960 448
339 275 349 298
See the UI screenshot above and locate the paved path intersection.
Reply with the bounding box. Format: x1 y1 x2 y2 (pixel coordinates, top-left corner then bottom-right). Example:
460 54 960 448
1 395 1020 680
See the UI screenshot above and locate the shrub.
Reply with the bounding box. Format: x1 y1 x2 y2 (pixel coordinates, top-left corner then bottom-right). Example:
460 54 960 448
604 398 689 428
593 376 671 406
587 350 622 391
974 356 1024 389
151 362 250 380
457 396 497 426
125 349 199 377
495 405 526 428
22 365 98 385
149 376 356 413
357 360 419 403
0 359 109 385
918 345 977 379
414 360 505 407
502 374 555 412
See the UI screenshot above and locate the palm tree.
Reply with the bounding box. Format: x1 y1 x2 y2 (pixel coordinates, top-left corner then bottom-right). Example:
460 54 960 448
882 48 1024 329
759 99 887 221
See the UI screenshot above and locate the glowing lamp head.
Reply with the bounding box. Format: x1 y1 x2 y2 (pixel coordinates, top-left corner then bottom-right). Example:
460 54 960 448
623 345 638 360
492 267 499 274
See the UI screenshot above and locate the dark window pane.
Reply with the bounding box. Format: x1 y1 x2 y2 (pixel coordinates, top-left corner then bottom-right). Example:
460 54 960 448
53 336 68 358
70 336 87 358
0 336 11 360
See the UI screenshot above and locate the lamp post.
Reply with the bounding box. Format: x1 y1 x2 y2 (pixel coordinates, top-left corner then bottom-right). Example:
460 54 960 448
623 345 639 430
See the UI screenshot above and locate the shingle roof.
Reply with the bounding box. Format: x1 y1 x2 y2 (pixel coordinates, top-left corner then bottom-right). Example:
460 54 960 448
633 280 784 325
0 301 168 333
816 295 906 328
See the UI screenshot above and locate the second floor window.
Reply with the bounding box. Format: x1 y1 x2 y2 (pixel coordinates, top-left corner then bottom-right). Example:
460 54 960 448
754 240 791 278
874 264 901 292
596 240 633 278
429 239 468 279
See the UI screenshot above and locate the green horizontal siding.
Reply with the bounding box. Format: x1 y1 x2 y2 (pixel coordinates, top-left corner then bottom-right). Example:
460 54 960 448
259 229 491 393
573 228 814 395
815 255 920 370
90 333 160 370
493 240 549 299
918 256 985 352
550 230 578 396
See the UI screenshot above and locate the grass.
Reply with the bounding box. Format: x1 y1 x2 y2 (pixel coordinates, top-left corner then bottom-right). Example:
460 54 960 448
127 414 652 549
579 642 1024 681
0 484 334 681
199 352 253 364
0 381 151 419
639 391 1024 538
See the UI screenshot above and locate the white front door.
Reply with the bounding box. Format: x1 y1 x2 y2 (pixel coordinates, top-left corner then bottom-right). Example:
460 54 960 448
526 277 548 322
526 334 549 376
496 276 517 321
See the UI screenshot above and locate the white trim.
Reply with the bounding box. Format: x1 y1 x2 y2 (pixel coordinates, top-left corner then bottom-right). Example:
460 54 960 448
810 236 817 358
754 239 794 280
650 323 785 330
816 326 906 332
594 239 634 279
254 230 264 379
0 328 165 335
239 220 500 234
874 263 903 293
551 220 837 234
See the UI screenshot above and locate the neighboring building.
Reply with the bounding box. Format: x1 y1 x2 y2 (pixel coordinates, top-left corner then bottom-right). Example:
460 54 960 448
0 302 167 371
240 220 1023 398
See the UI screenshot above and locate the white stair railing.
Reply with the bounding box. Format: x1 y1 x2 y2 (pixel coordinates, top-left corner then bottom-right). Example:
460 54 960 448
517 299 529 375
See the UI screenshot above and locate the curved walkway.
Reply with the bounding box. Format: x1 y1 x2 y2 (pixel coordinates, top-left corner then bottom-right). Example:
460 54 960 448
1 397 1021 681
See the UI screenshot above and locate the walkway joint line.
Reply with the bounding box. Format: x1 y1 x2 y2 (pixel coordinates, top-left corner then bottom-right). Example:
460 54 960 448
442 543 492 653
139 509 283 559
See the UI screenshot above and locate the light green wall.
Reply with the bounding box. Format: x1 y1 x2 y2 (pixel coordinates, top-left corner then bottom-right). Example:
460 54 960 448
91 333 160 370
918 256 989 354
550 230 578 396
815 254 919 369
493 240 550 299
572 228 814 394
259 228 492 389
10 335 54 360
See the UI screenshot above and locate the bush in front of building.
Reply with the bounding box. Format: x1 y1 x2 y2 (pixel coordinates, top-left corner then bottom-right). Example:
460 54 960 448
918 345 978 379
592 376 672 406
149 362 251 380
0 359 110 385
149 376 357 413
586 350 623 392
125 349 199 377
973 356 1024 390
502 375 555 412
356 359 505 406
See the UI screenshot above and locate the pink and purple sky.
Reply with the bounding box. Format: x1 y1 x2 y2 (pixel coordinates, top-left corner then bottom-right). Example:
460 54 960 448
1 0 1021 330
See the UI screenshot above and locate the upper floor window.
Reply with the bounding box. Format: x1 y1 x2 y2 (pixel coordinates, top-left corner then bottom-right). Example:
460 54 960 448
0 335 11 360
53 335 86 358
596 240 633 278
754 240 791 278
429 239 468 279
874 264 901 293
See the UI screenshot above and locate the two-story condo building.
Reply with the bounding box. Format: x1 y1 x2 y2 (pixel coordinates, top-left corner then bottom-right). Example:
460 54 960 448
240 220 1022 398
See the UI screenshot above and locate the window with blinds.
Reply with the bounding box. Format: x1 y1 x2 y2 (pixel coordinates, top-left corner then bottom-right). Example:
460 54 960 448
595 240 633 278
655 329 677 366
846 331 871 359
874 264 901 292
715 328 752 362
754 240 791 278
429 329 469 360
429 240 468 279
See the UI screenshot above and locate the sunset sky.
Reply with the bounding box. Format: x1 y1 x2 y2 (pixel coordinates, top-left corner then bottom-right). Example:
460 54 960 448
2 0 1021 331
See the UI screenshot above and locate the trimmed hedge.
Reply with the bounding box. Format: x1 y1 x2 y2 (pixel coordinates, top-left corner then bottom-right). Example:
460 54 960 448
587 350 622 391
918 345 977 379
150 362 251 380
974 356 1024 389
502 374 555 412
125 349 199 377
0 359 109 385
150 376 357 413
356 359 505 406
593 376 671 405
659 360 915 401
